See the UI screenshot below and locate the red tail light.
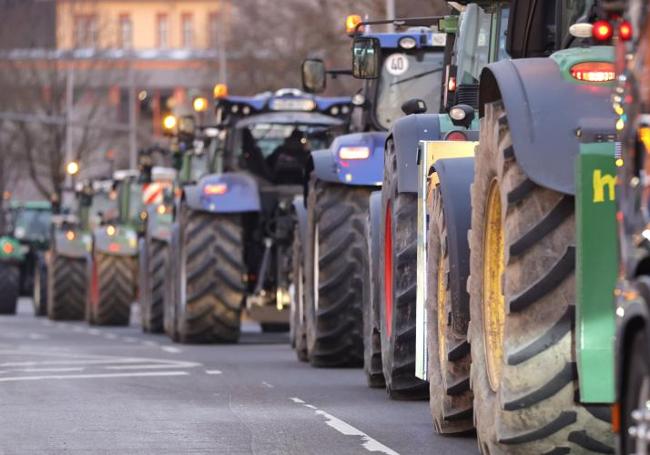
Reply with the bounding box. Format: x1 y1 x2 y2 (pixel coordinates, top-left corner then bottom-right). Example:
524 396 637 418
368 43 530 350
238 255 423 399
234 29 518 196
592 20 613 41
619 21 632 41
569 62 615 82
445 131 467 141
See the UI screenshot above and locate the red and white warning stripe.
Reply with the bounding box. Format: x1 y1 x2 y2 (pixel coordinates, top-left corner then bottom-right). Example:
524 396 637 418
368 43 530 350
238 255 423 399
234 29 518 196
142 183 164 205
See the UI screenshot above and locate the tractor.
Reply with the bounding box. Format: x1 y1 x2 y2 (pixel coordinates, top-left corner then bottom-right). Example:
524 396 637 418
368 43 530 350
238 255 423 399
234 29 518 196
47 180 113 320
603 0 650 452
140 113 222 335
0 202 24 314
0 200 51 315
164 88 351 343
295 15 450 371
86 170 143 326
409 0 618 451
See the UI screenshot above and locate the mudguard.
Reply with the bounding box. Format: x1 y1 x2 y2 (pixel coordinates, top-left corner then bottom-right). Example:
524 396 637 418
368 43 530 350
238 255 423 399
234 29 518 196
391 114 443 194
184 172 261 213
479 49 617 195
292 196 307 252
433 157 474 333
52 230 92 259
93 225 139 257
311 132 386 186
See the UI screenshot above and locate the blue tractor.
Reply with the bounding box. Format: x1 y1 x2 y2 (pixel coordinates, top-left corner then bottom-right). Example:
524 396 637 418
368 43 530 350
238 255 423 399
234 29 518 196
164 88 352 343
292 16 449 373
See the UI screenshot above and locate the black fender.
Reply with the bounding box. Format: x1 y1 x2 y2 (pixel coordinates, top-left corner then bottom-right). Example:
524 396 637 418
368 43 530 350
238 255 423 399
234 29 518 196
433 157 474 332
391 114 443 194
368 190 383 331
480 56 617 195
292 196 308 253
184 172 261 213
311 148 338 183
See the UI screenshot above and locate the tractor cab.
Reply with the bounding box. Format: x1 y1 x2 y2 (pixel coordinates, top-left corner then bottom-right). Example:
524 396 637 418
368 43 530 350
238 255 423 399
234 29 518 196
215 88 351 184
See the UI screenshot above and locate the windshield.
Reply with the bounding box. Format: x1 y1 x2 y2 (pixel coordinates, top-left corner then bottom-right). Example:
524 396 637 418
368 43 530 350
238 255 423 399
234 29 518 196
90 191 117 228
375 50 444 129
13 209 51 242
233 122 343 184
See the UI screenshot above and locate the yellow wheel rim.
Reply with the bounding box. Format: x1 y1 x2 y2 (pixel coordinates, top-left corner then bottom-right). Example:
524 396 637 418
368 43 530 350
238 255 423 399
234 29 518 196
437 253 447 368
483 179 506 391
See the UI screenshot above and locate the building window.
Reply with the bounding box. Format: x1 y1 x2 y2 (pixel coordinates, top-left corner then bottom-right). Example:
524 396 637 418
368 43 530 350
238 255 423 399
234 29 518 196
208 12 220 48
181 13 193 48
157 14 169 48
118 14 132 49
74 15 98 48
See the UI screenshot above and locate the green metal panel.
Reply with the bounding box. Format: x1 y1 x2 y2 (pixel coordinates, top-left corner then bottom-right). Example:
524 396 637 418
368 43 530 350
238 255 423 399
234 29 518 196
0 236 24 261
576 142 617 403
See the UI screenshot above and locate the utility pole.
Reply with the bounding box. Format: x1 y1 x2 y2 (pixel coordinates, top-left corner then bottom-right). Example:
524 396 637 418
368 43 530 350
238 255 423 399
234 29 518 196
386 0 396 31
128 62 137 169
218 2 228 84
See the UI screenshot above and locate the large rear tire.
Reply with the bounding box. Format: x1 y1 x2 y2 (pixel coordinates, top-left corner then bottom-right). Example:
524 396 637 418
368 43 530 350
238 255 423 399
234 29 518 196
32 252 48 316
140 238 168 333
89 252 137 326
290 222 308 362
426 185 473 433
175 208 244 343
48 255 87 320
304 177 368 367
468 102 613 453
0 262 20 315
379 139 428 399
364 193 385 387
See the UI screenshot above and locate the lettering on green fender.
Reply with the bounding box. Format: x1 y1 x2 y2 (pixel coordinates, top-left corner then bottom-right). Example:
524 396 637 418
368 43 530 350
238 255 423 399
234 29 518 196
592 169 616 203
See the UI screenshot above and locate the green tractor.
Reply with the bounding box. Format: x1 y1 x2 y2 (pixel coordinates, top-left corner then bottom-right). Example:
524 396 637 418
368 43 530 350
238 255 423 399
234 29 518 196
47 180 113 320
410 0 618 450
0 200 51 315
86 170 142 326
138 146 178 333
0 203 26 314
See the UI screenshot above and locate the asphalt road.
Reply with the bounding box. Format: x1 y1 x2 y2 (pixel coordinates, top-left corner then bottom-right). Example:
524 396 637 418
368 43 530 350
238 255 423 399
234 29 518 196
0 299 478 455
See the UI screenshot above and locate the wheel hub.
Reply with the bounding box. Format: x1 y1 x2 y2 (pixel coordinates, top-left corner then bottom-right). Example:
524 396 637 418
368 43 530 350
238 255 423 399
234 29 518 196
483 179 506 391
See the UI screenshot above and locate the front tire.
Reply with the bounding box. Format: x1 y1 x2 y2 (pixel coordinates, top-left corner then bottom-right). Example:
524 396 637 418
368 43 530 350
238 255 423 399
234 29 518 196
364 194 385 387
0 262 20 315
379 139 427 399
468 101 613 453
48 255 87 321
175 208 244 343
621 329 650 455
304 178 368 367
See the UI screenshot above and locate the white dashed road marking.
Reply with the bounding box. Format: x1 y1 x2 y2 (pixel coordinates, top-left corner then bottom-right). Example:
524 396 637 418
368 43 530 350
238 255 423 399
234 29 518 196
0 371 189 382
161 346 182 354
205 370 222 375
290 397 400 455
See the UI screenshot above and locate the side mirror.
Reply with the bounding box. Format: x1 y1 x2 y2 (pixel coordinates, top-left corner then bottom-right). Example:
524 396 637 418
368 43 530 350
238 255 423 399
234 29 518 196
401 99 427 115
449 104 475 129
352 37 380 79
302 59 326 94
